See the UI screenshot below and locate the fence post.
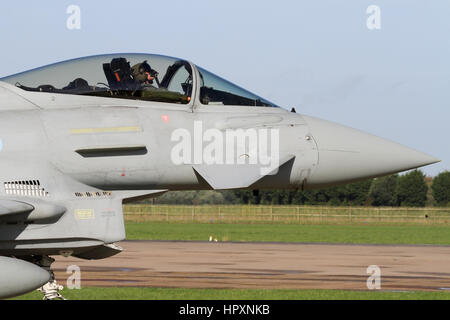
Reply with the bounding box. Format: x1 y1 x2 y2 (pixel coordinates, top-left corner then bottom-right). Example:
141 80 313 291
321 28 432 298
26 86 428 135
192 206 195 222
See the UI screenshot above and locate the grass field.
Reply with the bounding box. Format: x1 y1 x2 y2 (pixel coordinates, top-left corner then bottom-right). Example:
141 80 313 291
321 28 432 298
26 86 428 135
11 287 450 300
125 222 450 245
123 204 450 225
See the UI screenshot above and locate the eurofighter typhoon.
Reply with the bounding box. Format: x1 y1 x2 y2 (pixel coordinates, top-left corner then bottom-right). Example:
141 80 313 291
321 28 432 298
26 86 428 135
0 53 439 299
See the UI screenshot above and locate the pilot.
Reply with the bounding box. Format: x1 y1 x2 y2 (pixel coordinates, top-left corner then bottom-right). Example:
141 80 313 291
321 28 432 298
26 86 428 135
131 61 190 104
131 61 157 89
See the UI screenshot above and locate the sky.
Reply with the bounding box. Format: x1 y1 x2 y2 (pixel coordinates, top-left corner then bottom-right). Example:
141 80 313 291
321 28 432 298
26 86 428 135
0 0 448 176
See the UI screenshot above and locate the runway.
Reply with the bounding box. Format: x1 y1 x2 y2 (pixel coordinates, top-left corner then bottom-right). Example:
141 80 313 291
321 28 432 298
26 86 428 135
52 241 450 291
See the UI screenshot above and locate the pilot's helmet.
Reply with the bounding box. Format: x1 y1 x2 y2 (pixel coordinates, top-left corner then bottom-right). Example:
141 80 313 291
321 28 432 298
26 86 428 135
132 60 154 84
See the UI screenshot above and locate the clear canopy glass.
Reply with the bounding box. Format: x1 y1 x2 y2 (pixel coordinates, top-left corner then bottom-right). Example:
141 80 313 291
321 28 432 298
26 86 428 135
1 53 279 108
1 54 193 104
197 66 278 107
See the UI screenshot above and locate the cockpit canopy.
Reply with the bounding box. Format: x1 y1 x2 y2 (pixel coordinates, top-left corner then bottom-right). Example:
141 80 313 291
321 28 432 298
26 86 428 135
1 53 278 107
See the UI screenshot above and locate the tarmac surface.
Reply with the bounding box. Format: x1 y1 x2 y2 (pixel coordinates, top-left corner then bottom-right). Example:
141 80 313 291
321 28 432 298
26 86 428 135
53 241 450 291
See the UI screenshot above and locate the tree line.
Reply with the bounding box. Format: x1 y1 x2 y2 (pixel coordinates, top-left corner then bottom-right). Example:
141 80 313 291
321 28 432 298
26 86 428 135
151 170 450 207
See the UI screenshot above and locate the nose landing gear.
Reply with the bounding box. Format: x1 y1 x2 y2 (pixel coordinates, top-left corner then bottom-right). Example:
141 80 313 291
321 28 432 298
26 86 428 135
32 256 66 300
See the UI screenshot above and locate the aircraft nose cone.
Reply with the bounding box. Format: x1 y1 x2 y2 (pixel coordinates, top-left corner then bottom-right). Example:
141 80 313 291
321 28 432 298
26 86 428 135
302 115 440 187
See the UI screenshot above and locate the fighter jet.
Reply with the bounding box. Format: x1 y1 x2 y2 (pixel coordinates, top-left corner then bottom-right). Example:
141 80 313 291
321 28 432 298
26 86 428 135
0 53 439 299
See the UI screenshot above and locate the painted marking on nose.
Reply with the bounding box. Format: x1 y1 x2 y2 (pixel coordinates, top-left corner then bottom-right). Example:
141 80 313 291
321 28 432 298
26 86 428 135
70 126 142 134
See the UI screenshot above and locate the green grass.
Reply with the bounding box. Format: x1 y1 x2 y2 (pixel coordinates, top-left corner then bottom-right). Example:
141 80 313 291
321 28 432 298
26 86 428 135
11 287 450 300
125 222 450 245
123 204 450 225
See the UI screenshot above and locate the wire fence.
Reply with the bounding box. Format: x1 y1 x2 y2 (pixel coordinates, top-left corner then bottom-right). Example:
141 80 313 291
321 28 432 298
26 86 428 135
122 204 450 225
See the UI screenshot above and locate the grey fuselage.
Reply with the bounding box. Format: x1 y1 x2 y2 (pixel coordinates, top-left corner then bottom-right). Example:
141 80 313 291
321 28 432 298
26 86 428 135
0 55 440 300
0 60 439 258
